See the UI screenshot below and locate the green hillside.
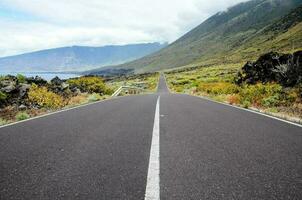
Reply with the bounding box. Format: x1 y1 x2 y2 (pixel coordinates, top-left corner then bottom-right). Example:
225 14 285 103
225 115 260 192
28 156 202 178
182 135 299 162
100 0 302 73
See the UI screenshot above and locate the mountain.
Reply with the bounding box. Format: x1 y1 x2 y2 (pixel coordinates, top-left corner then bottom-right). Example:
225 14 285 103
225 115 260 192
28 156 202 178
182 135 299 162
0 43 166 72
99 0 302 73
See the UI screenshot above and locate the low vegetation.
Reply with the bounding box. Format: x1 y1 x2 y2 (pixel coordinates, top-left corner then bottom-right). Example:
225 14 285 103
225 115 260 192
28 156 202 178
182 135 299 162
87 93 103 102
106 72 160 95
67 76 113 95
165 51 302 122
0 75 114 126
28 84 65 109
16 112 30 121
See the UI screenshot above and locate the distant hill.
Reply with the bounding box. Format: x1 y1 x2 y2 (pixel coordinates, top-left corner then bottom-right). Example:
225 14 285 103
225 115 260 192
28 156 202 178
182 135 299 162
0 43 166 72
99 0 302 73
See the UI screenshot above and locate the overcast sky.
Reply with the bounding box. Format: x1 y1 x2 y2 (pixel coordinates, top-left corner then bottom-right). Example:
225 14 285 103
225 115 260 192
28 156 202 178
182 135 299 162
0 0 247 57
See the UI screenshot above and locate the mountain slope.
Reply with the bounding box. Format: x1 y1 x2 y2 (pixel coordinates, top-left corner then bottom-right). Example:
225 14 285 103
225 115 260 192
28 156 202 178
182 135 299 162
0 43 166 72
103 0 302 73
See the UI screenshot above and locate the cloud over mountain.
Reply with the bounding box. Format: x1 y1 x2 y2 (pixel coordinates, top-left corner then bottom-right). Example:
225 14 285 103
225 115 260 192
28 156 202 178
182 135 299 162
0 0 247 57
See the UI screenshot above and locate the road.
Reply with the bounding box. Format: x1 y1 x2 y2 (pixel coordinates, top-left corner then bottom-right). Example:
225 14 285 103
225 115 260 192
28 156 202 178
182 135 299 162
0 75 301 199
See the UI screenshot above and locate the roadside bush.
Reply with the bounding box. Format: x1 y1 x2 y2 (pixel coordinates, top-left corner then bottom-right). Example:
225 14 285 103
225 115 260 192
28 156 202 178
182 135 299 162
242 100 251 108
16 112 30 121
0 118 8 126
261 95 280 107
238 83 283 107
104 87 114 95
172 79 190 85
67 77 112 95
16 74 26 83
0 91 7 103
198 82 240 95
0 75 6 81
28 84 64 109
67 94 89 106
87 93 102 102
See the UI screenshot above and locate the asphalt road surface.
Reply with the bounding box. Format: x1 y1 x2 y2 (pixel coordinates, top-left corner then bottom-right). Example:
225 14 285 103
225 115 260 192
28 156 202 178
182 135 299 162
0 75 301 200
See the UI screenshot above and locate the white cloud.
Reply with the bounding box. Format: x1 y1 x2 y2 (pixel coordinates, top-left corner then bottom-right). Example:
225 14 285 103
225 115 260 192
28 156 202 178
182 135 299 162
0 0 248 57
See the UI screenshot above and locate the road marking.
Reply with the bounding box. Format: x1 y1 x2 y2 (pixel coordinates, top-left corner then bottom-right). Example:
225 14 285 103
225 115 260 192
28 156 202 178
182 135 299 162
145 96 160 200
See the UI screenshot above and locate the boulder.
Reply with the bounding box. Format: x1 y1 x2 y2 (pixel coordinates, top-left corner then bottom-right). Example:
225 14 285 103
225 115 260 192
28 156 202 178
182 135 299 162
49 76 74 97
18 104 27 110
0 80 17 93
236 51 302 87
0 76 32 107
18 83 31 98
26 76 47 86
50 76 64 85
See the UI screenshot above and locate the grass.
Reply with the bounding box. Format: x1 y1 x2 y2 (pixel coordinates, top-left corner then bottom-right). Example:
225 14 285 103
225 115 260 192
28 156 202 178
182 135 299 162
16 112 30 121
87 93 102 102
165 63 241 94
0 118 10 126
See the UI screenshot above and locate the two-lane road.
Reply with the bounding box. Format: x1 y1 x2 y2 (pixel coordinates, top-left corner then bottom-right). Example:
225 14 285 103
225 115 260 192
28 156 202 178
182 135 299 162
0 75 301 199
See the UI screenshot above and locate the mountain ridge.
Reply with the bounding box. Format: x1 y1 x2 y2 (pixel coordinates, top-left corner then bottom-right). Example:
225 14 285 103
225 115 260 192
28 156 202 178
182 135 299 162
0 42 167 72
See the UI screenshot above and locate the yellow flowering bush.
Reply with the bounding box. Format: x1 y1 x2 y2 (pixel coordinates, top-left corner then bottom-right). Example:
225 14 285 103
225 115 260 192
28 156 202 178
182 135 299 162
28 84 64 109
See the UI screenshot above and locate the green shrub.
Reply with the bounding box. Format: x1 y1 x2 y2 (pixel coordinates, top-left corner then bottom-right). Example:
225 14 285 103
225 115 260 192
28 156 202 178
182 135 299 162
0 75 6 81
87 93 102 102
283 89 299 105
261 95 280 107
0 118 8 126
242 100 251 108
267 107 278 113
238 83 283 107
16 74 26 83
28 84 64 109
172 79 190 85
198 82 240 95
16 112 30 121
0 91 7 102
104 87 114 95
67 77 111 94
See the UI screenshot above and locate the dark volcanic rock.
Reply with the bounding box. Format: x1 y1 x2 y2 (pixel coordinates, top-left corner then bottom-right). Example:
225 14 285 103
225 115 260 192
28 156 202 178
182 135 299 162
236 51 302 87
0 75 45 108
0 80 17 93
18 84 31 98
26 76 47 86
50 76 64 85
49 76 72 97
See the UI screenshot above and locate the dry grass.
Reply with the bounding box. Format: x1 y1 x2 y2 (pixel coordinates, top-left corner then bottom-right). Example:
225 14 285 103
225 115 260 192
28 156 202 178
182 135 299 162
67 94 89 106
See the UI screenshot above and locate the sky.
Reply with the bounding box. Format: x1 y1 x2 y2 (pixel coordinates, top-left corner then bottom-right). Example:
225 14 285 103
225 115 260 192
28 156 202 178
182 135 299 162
0 0 247 57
